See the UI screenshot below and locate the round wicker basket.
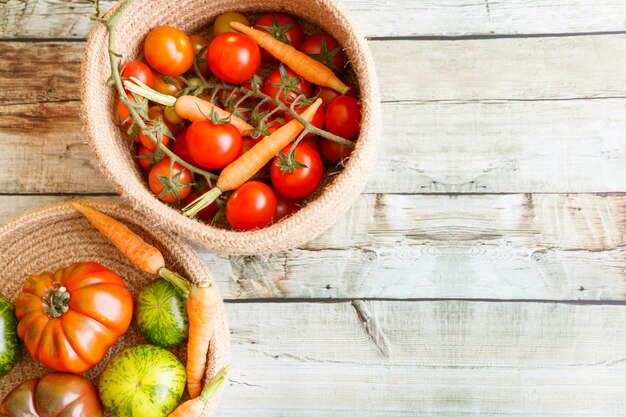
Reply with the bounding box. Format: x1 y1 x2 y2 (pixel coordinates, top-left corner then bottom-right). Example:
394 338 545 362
81 0 381 255
0 201 230 417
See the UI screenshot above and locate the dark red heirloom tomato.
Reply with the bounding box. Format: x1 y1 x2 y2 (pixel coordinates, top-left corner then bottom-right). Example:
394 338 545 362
226 181 277 231
254 14 303 62
15 262 133 374
0 372 104 417
208 33 261 84
144 26 195 76
325 96 362 140
271 144 323 199
186 120 242 169
263 67 312 109
120 61 154 90
300 34 347 74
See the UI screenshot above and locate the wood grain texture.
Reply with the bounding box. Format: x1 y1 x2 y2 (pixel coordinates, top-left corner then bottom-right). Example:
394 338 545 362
3 0 626 38
4 194 626 301
219 301 626 416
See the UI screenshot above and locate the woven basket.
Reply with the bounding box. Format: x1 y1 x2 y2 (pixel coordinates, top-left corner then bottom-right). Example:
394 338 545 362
0 201 230 417
81 0 381 255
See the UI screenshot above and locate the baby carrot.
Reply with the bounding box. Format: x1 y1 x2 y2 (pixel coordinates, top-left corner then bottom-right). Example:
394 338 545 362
229 21 349 95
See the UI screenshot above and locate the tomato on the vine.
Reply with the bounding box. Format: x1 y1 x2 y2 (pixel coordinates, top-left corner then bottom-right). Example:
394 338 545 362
263 66 312 109
153 73 185 96
325 96 361 139
117 94 147 125
285 105 325 139
274 192 300 221
186 120 242 169
189 34 211 76
144 26 195 76
271 144 323 199
226 181 277 231
320 138 353 163
299 34 347 74
139 107 172 150
137 145 169 171
121 61 154 90
299 137 321 155
171 129 198 168
213 12 250 35
208 33 261 84
148 160 193 203
254 14 303 62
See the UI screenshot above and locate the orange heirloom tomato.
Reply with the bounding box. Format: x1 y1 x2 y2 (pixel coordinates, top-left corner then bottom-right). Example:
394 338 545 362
15 262 133 373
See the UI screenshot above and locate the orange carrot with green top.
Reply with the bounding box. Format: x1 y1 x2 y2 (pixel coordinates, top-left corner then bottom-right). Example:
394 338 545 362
186 281 220 398
183 98 323 217
169 366 230 416
229 21 350 95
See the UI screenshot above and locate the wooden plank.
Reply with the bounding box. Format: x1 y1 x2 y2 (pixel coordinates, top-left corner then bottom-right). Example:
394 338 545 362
4 0 626 39
5 194 626 301
217 301 626 416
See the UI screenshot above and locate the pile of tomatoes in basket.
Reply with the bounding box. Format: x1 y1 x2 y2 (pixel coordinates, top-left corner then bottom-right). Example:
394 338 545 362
116 11 362 231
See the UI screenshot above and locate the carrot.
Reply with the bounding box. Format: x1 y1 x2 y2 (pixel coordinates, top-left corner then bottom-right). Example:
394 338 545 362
230 21 350 95
168 366 230 417
70 202 190 294
186 281 220 398
183 98 323 217
175 95 254 136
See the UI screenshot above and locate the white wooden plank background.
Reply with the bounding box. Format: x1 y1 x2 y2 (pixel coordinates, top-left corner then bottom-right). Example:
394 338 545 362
1 0 626 415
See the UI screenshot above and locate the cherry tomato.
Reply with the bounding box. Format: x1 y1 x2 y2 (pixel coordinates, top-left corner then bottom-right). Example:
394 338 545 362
241 137 263 155
171 129 196 167
274 192 300 221
144 26 195 76
314 84 358 107
214 12 250 35
254 14 303 62
117 94 147 125
121 61 154 90
164 106 184 124
208 33 261 84
183 192 220 219
300 34 347 74
148 160 193 203
285 105 325 139
271 144 323 199
153 73 185 96
325 96 361 140
226 181 277 231
186 120 242 169
189 34 211 76
320 138 353 163
137 144 169 171
263 67 312 109
299 137 321 155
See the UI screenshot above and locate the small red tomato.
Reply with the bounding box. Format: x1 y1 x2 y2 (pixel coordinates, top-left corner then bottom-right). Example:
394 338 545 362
299 137 321 155
189 34 211 76
183 192 220 219
171 129 199 168
226 181 277 231
271 144 323 199
285 105 325 139
325 96 362 140
254 14 303 62
263 67 312 109
144 26 195 76
274 192 300 221
320 138 353 163
241 137 263 155
117 94 147 125
139 111 171 151
299 34 347 74
314 84 358 107
208 33 261 84
148 160 193 203
153 73 185 96
137 144 169 171
121 61 154 90
186 120 242 169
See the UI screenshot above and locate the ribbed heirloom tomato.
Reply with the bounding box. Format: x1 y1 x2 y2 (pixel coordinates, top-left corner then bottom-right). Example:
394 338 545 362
144 26 195 76
14 262 133 373
208 32 261 84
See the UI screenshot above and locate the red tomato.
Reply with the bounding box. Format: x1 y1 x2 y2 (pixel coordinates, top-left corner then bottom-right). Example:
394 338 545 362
189 34 211 76
186 120 242 169
117 94 147 125
137 145 169 171
148 160 193 203
241 137 263 155
121 61 154 90
275 192 300 221
263 67 312 109
208 33 261 84
314 84 358 107
271 144 323 199
139 113 171 151
153 73 185 96
325 96 362 139
285 105 325 139
254 14 303 62
171 129 198 168
226 181 277 231
320 138 353 163
300 34 347 74
299 137 321 155
183 192 220 219
144 26 195 76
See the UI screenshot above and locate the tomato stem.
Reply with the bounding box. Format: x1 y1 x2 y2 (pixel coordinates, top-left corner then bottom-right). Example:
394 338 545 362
41 282 70 318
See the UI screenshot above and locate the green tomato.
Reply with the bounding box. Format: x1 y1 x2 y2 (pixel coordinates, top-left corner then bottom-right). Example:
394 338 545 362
213 12 250 35
135 278 188 348
0 294 21 377
99 344 186 417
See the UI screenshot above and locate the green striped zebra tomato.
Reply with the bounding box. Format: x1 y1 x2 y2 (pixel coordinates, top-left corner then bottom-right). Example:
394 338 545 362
99 344 185 417
0 294 21 377
135 279 188 348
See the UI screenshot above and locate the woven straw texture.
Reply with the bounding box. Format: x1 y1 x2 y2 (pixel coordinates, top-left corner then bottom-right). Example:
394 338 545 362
81 0 381 255
0 201 230 417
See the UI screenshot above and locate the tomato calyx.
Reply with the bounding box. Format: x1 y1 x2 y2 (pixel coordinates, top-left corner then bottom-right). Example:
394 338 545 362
275 151 307 174
257 15 296 45
143 116 175 145
41 282 70 318
137 146 167 170
304 36 344 74
272 65 307 105
156 164 194 202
